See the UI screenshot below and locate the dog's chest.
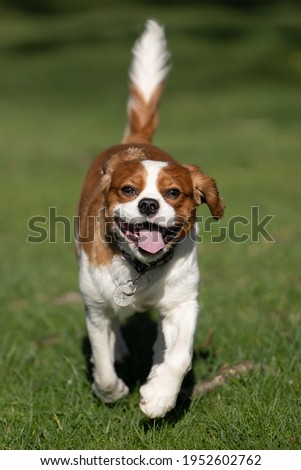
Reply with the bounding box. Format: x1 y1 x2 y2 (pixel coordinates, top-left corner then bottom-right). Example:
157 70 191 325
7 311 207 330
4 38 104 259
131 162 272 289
89 254 166 315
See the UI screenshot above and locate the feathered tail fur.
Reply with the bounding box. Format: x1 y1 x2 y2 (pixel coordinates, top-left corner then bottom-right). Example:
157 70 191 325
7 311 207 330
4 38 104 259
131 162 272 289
123 20 171 144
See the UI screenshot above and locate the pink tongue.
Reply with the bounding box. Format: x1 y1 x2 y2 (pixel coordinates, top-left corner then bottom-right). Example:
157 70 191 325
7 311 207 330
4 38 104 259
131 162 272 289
138 228 165 254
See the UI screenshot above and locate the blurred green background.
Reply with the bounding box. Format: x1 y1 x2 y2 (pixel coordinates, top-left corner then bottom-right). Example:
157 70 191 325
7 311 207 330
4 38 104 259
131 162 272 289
0 0 300 450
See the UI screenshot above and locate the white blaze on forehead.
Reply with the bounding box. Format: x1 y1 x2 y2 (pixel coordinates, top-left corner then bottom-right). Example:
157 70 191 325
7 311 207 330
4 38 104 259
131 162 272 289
140 160 168 197
138 160 176 226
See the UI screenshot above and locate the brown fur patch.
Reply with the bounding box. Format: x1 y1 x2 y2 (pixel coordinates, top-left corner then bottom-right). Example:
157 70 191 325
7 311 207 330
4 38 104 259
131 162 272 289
158 164 197 238
123 84 165 144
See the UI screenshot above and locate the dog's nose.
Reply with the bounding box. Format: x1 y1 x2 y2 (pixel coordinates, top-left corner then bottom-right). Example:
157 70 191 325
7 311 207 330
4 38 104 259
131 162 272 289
138 198 160 216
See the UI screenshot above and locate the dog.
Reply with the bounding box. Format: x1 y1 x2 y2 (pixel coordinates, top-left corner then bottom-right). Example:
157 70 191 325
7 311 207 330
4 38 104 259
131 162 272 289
76 20 224 418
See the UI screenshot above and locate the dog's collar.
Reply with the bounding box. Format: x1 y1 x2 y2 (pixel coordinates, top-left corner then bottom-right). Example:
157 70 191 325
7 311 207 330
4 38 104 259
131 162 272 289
120 248 174 274
112 247 175 307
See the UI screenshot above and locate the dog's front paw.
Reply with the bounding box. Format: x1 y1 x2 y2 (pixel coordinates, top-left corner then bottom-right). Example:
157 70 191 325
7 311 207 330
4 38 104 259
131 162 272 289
92 378 129 403
139 381 177 419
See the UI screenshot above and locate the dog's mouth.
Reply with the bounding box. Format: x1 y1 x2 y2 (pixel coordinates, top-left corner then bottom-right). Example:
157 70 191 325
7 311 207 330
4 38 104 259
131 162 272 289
114 217 182 255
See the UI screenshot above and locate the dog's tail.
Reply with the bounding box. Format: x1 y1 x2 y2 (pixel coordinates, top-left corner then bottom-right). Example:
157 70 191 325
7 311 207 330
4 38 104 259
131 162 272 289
122 20 171 144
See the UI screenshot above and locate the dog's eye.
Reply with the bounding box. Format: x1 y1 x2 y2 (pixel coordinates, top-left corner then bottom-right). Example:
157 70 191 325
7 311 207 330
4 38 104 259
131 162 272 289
165 188 181 199
120 186 137 195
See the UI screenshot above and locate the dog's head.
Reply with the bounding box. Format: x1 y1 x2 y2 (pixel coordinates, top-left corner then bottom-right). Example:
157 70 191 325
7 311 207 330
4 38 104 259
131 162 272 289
101 146 224 264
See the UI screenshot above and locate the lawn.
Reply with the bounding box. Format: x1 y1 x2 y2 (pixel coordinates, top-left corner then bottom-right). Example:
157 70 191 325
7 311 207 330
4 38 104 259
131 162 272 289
0 0 300 450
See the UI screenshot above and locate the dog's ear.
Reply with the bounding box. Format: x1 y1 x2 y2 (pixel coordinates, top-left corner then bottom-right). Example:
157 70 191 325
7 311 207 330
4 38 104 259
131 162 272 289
185 164 225 219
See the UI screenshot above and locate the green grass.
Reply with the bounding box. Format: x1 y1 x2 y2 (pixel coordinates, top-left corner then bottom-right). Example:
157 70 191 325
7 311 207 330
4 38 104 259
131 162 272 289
0 1 301 450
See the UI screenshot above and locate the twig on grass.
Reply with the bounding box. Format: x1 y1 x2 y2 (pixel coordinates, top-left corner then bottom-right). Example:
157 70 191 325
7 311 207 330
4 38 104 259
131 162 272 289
192 360 254 397
189 360 262 398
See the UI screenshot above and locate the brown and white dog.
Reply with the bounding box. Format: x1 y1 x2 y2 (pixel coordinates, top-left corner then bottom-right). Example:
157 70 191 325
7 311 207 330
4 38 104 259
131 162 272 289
76 20 224 418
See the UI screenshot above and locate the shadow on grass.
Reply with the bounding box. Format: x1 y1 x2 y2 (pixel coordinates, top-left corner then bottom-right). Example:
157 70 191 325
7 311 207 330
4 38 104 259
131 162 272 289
81 311 205 425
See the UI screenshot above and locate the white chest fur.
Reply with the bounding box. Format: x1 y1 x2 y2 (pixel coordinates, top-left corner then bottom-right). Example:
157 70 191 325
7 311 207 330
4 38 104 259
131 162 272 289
79 230 200 318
